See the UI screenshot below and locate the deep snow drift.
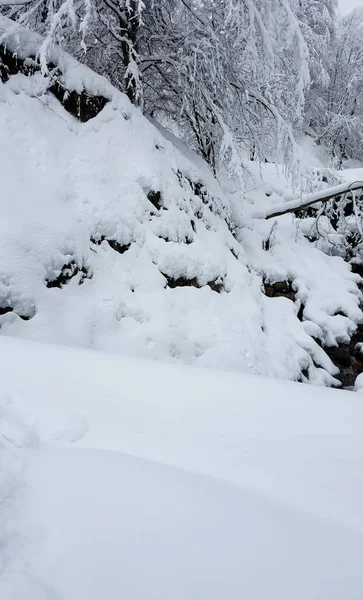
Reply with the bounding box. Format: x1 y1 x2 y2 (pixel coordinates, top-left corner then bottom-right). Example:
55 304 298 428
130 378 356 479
1 336 363 599
0 15 362 386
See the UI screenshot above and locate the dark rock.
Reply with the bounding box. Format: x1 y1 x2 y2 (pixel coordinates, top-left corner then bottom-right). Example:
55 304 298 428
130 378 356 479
158 235 193 245
353 343 363 359
91 236 130 254
207 279 224 293
334 310 348 318
300 367 309 381
324 322 363 387
90 235 104 246
0 45 38 82
297 302 304 321
107 239 131 254
325 346 351 368
163 273 223 293
164 275 199 289
46 261 91 288
0 304 35 321
263 280 296 301
192 181 204 198
18 313 33 321
147 190 162 210
49 80 108 123
350 261 363 278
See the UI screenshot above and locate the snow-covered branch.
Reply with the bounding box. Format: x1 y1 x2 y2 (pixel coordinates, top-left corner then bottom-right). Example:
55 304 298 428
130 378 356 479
0 0 33 4
265 181 363 220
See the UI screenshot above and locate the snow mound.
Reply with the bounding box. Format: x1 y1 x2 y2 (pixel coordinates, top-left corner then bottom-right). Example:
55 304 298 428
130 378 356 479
0 18 362 386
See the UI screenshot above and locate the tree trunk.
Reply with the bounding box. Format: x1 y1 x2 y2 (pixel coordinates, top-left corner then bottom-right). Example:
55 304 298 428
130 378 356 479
103 0 142 105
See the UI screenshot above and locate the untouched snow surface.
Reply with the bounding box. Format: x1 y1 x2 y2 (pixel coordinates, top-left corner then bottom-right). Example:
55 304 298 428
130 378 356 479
1 336 363 599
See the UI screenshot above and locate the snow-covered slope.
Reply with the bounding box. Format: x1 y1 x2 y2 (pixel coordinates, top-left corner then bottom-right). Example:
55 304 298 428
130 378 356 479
1 336 363 599
0 16 362 387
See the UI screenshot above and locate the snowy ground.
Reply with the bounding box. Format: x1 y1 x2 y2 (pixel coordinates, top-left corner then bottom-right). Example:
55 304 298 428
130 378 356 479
0 336 363 599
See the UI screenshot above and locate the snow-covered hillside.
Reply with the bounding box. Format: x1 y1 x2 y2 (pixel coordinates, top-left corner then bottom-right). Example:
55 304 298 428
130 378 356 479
0 17 362 387
1 336 363 599
1 16 363 600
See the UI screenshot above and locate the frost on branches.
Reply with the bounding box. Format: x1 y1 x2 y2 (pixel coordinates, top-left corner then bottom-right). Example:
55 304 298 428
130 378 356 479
315 8 363 166
0 0 311 179
4 0 363 172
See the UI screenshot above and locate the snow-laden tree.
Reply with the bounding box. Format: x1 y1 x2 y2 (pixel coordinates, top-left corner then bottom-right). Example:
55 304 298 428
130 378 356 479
313 8 363 166
141 0 310 179
0 0 310 179
297 0 337 135
297 0 336 84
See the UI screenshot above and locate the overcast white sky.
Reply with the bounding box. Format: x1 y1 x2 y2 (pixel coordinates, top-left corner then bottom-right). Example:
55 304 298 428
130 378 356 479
338 0 363 14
